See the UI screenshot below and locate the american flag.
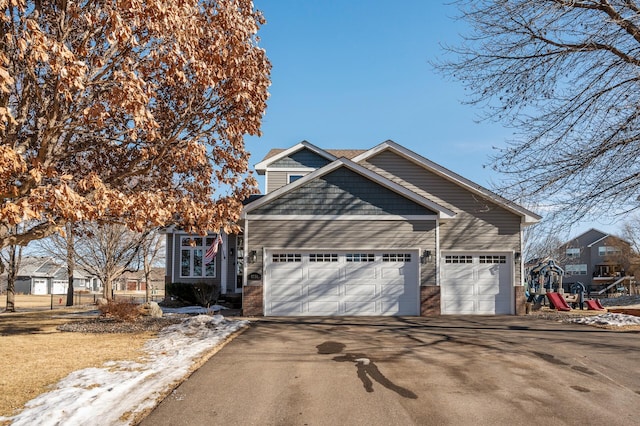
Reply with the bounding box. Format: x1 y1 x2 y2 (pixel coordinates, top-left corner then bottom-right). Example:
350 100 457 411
204 233 223 264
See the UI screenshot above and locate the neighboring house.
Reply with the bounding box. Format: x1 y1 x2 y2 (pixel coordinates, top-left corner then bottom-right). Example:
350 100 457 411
558 229 636 295
5 256 100 295
165 140 540 316
113 267 166 294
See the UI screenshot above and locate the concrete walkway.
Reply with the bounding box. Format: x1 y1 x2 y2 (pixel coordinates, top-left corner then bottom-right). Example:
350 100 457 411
141 316 640 426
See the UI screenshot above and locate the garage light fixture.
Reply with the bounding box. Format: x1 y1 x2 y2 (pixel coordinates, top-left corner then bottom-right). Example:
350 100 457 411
248 250 258 264
421 250 432 264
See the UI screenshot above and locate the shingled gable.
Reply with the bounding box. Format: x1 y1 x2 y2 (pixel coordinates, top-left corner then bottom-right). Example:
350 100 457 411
242 157 456 220
352 140 541 225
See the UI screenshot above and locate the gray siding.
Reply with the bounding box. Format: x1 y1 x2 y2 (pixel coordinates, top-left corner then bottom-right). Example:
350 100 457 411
254 167 436 216
271 148 332 168
266 171 289 193
246 219 437 286
363 151 522 252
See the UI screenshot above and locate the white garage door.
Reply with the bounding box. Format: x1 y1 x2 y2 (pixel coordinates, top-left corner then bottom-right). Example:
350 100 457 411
441 254 512 315
265 250 419 316
32 279 47 295
52 281 68 295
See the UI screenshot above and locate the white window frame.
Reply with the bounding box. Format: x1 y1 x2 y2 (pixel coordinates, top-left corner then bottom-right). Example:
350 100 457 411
598 246 621 256
180 236 217 278
565 264 587 276
566 247 580 258
287 173 305 184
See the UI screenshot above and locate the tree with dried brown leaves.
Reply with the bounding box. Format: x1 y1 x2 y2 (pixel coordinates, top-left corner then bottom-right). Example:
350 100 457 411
0 0 271 248
438 1 640 227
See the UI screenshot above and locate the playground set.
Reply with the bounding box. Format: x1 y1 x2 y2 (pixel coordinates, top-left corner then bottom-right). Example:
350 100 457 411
525 259 606 312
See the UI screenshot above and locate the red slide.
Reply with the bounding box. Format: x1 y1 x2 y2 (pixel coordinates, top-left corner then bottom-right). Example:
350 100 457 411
585 299 606 311
546 292 572 311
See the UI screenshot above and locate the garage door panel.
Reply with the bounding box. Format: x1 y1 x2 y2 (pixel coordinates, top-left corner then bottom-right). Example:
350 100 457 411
380 283 407 297
269 300 303 315
443 299 476 314
344 283 377 296
380 266 406 277
477 299 497 314
477 281 500 296
442 268 473 281
265 250 419 316
270 266 304 280
344 301 377 315
269 283 303 298
308 301 341 315
308 267 340 280
345 264 376 280
442 282 475 297
308 282 340 296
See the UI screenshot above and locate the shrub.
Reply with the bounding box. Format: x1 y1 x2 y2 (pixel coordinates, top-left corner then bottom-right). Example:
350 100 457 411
166 282 220 307
98 299 141 322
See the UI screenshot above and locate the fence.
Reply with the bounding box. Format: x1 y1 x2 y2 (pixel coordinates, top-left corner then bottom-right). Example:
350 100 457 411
0 292 165 311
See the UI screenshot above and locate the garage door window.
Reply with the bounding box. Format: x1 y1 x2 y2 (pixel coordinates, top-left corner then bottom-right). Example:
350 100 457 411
346 253 375 262
272 253 301 262
309 254 338 262
445 255 473 263
382 253 412 262
479 255 507 263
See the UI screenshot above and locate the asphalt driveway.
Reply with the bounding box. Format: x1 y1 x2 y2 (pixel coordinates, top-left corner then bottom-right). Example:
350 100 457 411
140 316 640 426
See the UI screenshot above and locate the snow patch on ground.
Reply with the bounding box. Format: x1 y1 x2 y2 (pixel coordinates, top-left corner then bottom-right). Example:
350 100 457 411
0 311 248 426
566 313 640 327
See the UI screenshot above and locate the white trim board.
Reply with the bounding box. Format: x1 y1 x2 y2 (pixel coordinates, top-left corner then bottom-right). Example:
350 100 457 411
245 214 439 221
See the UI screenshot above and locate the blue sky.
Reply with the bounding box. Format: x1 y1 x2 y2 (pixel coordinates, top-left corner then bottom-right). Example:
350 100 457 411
246 1 621 237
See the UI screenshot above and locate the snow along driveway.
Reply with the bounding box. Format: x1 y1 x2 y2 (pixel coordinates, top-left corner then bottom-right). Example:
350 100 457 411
0 308 248 426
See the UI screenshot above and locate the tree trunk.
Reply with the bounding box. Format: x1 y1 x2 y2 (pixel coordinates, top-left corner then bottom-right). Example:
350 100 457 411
144 257 151 303
5 282 15 312
66 223 75 306
5 245 20 312
103 277 113 301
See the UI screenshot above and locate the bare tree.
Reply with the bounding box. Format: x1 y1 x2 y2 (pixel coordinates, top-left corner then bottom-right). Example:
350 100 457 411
523 222 570 264
619 216 640 276
437 1 640 227
72 223 149 300
620 216 640 253
32 222 77 305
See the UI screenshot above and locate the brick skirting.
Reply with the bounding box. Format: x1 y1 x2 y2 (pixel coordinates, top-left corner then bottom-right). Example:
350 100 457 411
242 285 264 316
420 286 440 316
514 285 527 316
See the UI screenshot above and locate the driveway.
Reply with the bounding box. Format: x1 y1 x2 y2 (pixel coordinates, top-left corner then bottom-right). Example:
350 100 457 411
141 316 640 426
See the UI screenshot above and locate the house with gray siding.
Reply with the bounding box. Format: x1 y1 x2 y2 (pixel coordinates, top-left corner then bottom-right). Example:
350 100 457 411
164 140 540 316
4 256 99 295
558 229 635 294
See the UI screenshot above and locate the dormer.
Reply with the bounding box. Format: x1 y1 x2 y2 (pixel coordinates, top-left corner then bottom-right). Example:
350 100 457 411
255 141 366 193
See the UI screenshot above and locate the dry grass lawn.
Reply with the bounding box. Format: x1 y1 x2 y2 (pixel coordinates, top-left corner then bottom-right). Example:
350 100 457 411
0 305 156 419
